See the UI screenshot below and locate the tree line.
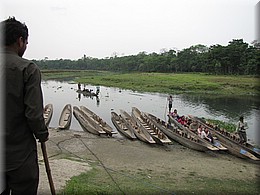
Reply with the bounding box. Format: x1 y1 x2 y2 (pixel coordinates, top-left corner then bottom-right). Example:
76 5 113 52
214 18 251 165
35 39 260 75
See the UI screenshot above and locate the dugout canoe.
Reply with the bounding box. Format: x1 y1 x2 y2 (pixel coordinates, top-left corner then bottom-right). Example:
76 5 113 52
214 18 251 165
145 113 214 152
132 107 172 145
189 115 260 161
120 109 156 144
111 111 137 140
184 116 228 151
44 103 53 127
168 114 219 151
76 89 98 97
58 104 72 130
80 106 116 136
73 106 107 135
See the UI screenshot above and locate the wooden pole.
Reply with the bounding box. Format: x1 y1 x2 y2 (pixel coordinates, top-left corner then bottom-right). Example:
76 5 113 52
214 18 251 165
41 142 56 195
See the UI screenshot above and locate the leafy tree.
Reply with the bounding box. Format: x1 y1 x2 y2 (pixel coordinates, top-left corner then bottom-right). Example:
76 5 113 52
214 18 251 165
36 39 259 75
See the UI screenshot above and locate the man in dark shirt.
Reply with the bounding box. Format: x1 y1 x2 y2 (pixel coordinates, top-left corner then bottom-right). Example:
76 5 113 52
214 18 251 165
1 17 49 195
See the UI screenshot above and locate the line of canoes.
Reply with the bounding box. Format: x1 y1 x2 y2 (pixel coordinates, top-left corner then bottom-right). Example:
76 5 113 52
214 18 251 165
43 104 260 162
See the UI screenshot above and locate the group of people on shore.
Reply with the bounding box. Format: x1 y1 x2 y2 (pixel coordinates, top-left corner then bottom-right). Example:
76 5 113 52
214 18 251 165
167 95 248 145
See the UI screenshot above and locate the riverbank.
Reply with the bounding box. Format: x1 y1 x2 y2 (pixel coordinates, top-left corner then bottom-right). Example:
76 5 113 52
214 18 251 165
41 71 260 96
38 128 260 195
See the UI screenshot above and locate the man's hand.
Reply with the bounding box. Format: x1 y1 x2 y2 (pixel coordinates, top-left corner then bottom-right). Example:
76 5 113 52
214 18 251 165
39 136 49 143
36 130 49 143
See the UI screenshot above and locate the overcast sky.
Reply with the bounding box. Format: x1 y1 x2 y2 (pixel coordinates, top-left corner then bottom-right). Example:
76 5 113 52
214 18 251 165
1 0 259 60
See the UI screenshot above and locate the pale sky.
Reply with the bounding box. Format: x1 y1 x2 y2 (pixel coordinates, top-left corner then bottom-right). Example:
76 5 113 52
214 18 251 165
1 0 259 60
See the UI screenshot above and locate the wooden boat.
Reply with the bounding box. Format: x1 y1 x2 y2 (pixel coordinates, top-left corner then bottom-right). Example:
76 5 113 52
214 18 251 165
132 107 172 145
44 103 53 127
182 116 227 151
73 106 107 135
111 111 137 140
76 89 98 96
58 104 72 130
168 114 219 151
192 115 260 158
189 115 260 161
80 106 117 136
145 113 214 152
120 109 156 144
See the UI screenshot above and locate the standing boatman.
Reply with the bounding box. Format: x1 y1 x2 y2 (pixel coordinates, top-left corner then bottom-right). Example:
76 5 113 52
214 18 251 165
236 116 248 144
167 95 173 113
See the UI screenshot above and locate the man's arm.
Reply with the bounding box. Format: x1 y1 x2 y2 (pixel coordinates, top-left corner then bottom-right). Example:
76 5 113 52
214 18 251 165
24 62 49 142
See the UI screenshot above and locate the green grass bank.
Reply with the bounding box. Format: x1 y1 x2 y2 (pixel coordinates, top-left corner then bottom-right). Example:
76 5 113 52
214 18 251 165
42 70 259 96
59 165 259 195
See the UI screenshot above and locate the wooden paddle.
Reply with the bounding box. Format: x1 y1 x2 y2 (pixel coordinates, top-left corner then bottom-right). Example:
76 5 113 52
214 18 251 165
41 142 56 195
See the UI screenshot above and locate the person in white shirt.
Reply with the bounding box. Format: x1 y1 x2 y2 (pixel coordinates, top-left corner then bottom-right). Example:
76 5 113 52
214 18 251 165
167 95 173 113
204 128 213 143
236 116 248 144
199 127 212 143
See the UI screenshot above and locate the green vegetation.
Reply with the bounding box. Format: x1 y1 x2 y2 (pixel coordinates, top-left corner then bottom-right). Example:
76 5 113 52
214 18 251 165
42 71 259 96
206 119 237 132
59 166 259 195
37 39 260 75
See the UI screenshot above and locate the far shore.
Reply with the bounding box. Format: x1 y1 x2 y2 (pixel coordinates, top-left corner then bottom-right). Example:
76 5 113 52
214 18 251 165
42 70 260 96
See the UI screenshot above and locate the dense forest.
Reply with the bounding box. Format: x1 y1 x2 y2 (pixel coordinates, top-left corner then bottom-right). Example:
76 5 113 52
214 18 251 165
35 39 260 75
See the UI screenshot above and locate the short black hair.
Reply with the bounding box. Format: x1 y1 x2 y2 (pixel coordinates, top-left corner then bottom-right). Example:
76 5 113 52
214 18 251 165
1 17 28 46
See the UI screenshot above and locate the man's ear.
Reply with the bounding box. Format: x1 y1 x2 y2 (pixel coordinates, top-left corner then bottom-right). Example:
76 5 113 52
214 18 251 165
17 37 24 48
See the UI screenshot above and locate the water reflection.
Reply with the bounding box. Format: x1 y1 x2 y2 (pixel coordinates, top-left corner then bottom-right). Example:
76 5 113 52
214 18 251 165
181 94 259 121
77 92 100 106
42 80 259 145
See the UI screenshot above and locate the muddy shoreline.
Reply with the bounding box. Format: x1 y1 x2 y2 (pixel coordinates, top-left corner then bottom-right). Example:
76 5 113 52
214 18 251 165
37 128 260 194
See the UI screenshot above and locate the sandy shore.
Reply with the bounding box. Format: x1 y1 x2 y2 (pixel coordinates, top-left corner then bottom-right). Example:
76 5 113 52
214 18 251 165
37 128 259 194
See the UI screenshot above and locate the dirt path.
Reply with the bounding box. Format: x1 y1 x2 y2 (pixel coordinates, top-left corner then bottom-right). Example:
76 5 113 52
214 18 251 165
37 128 259 194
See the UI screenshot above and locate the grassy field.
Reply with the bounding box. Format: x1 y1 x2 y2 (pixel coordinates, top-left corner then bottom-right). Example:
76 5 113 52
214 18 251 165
59 165 259 195
42 70 259 96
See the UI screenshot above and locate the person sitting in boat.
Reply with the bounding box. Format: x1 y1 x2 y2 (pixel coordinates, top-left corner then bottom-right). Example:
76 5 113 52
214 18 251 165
189 121 198 132
178 115 188 126
170 109 179 120
203 128 214 143
199 127 212 143
187 118 192 126
197 125 203 136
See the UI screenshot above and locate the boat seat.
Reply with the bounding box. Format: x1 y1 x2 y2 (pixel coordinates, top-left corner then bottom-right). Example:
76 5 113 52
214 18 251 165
64 114 70 121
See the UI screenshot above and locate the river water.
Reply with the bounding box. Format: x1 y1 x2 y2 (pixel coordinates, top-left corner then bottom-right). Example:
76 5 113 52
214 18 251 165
42 80 259 145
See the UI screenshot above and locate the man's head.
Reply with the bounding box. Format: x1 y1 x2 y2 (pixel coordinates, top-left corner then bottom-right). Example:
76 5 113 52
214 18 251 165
1 17 29 57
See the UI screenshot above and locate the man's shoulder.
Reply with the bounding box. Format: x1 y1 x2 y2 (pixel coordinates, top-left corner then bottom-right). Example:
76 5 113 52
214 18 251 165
6 53 36 65
21 56 37 65
18 56 39 70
